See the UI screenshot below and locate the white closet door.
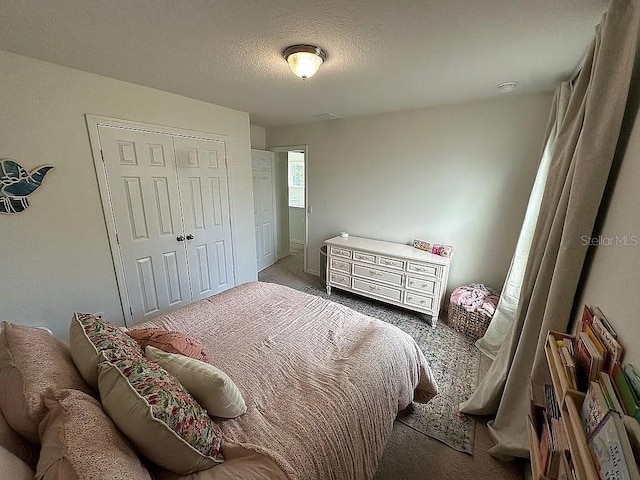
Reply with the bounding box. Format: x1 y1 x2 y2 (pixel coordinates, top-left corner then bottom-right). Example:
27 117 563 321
174 137 234 299
251 149 276 272
98 126 191 320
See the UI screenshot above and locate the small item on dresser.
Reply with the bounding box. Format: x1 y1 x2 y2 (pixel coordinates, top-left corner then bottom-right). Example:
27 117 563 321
447 283 499 340
340 231 349 238
411 239 453 257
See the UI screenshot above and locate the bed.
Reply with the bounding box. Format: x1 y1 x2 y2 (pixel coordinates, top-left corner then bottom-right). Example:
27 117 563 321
0 281 437 480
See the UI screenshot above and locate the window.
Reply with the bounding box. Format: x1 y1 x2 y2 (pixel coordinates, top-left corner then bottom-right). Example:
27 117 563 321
288 152 305 208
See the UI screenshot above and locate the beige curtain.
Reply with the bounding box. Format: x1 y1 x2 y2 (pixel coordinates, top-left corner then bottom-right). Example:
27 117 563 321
475 85 570 361
460 0 640 458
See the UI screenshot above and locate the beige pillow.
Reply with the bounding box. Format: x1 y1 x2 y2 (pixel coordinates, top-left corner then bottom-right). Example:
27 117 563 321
69 313 144 389
145 346 247 419
0 444 34 480
98 358 224 474
0 322 93 443
37 389 151 480
0 409 38 470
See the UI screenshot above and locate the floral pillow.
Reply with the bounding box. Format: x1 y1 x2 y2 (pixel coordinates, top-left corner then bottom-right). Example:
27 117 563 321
69 313 143 389
127 327 208 362
98 358 223 474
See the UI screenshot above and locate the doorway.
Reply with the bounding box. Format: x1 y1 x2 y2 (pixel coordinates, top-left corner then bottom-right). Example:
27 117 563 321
270 145 309 274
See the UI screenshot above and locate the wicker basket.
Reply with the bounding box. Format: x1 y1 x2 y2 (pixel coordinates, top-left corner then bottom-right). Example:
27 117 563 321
447 302 492 340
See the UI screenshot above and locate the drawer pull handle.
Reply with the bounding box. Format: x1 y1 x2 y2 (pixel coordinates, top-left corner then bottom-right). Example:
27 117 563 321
408 280 414 285
369 285 380 291
369 270 381 276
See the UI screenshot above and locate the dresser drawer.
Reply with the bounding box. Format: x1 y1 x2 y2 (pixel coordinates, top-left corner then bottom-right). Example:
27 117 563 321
406 276 437 295
330 258 351 274
407 262 440 277
353 251 376 264
353 264 402 286
353 278 402 302
329 271 351 288
330 246 352 259
404 292 434 310
378 256 405 270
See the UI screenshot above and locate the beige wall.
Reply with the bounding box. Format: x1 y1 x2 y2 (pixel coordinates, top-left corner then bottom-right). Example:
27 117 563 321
267 92 552 287
573 80 640 366
0 50 257 337
250 125 266 149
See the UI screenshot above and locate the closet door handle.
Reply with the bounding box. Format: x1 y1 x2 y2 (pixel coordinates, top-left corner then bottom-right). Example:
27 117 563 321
176 235 185 242
186 234 194 240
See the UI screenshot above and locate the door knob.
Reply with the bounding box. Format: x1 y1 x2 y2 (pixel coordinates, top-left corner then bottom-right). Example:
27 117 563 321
176 235 185 242
186 234 194 240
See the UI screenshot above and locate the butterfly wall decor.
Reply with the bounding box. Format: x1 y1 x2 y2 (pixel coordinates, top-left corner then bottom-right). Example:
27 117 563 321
0 159 54 214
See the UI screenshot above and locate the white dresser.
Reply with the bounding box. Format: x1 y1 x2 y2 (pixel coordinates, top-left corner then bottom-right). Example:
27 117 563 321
325 236 452 327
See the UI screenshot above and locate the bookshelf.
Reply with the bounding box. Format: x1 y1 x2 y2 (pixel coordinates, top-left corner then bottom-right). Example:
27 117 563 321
527 331 599 480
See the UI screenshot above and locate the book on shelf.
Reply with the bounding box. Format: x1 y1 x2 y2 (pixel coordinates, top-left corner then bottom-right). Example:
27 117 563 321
580 304 595 333
592 317 623 373
625 364 640 397
545 383 561 420
557 452 574 480
600 371 626 415
624 415 640 467
592 306 617 338
575 332 604 392
540 422 553 476
587 411 640 480
613 362 640 423
578 305 623 375
556 339 578 390
581 381 616 436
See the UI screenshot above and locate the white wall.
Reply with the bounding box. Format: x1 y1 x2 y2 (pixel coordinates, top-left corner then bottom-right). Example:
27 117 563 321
0 50 257 337
573 75 640 366
250 125 266 149
267 93 552 291
289 207 305 245
273 152 290 259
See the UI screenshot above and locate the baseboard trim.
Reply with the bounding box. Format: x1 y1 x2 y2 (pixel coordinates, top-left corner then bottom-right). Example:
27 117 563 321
305 268 320 277
290 240 305 247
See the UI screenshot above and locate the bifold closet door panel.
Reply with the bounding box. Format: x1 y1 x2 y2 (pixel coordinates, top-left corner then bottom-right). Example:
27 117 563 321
98 126 192 319
173 137 235 299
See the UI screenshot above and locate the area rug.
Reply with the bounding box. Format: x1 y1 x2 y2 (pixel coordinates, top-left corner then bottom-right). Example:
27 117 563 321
259 253 480 454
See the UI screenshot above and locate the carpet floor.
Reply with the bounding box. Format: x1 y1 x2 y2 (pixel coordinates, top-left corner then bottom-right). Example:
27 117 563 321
259 247 525 480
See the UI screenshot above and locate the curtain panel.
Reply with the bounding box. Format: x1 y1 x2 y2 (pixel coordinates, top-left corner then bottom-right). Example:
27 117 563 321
460 0 640 458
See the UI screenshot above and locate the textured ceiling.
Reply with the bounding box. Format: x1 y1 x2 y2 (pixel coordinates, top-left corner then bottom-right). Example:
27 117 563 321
0 0 607 126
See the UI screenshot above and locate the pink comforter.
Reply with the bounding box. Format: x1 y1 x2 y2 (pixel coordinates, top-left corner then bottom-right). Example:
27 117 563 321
137 282 437 480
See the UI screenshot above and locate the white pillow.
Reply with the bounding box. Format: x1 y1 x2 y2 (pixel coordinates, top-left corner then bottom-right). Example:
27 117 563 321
145 346 247 418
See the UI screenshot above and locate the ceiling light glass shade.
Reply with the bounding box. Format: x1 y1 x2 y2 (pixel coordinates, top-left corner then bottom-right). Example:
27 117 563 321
283 45 327 80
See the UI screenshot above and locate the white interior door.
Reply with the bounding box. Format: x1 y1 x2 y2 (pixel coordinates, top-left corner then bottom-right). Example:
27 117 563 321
98 126 191 320
251 149 276 272
174 137 235 299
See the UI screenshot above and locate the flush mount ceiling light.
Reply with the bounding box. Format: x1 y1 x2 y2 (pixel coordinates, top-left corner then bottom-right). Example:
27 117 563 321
283 44 327 80
497 82 517 93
